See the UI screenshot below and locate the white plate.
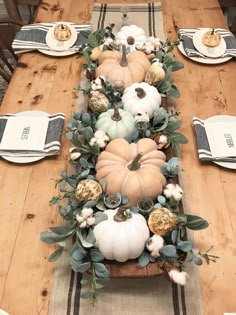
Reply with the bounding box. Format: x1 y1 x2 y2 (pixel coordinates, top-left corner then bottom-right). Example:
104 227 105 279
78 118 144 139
205 115 236 169
45 22 77 51
0 309 10 315
1 111 49 164
38 49 76 57
178 42 231 64
193 28 226 58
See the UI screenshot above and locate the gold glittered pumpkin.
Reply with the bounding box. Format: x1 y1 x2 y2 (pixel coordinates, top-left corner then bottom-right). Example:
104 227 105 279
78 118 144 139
96 45 150 88
88 91 109 113
145 60 165 85
202 29 221 47
148 207 177 236
75 179 102 202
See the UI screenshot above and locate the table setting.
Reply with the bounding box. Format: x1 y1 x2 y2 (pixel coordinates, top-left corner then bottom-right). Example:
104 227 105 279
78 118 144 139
12 22 92 56
0 111 65 163
178 27 236 64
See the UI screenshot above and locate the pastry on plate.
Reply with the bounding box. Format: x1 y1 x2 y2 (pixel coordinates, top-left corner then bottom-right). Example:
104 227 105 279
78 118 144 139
54 24 72 41
202 29 221 47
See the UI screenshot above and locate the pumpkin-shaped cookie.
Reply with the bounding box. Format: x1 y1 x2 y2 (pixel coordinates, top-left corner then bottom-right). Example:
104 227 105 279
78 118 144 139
95 138 167 206
96 45 150 88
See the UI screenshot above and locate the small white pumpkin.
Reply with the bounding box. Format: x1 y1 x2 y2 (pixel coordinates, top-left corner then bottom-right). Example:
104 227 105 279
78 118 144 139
115 25 147 51
95 107 136 140
122 82 162 118
93 208 150 262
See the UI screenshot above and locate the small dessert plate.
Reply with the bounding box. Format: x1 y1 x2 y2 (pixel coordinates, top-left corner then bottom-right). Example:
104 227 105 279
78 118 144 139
46 22 77 51
193 28 226 58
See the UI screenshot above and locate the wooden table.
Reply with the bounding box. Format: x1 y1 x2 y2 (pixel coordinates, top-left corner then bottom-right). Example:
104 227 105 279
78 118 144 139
0 0 235 314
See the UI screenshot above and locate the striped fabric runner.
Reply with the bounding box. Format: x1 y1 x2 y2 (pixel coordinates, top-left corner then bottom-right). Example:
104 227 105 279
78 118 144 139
193 117 236 162
12 23 92 54
91 2 165 40
49 246 203 315
179 28 236 58
0 113 65 157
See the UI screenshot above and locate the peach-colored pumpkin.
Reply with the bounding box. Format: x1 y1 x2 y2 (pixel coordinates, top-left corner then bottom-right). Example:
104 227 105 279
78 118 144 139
96 46 150 88
95 138 167 206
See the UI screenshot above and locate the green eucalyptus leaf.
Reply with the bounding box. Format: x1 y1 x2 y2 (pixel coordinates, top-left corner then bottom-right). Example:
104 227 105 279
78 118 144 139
168 84 180 98
80 291 91 299
96 200 107 211
177 241 193 252
192 256 203 266
161 245 177 257
48 246 63 262
80 279 88 285
40 231 74 244
165 120 182 132
81 112 91 124
80 158 89 169
138 251 150 267
171 61 184 72
72 249 87 261
94 262 109 278
157 80 171 94
171 230 178 244
86 228 96 245
49 225 75 235
80 169 90 178
77 261 91 273
84 126 94 142
90 248 105 262
185 215 209 230
77 230 94 248
83 200 97 208
95 283 104 289
99 178 107 191
165 66 173 81
94 212 108 225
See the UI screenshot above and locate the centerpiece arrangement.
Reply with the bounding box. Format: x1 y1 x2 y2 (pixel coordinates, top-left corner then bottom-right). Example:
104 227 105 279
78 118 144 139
40 24 218 304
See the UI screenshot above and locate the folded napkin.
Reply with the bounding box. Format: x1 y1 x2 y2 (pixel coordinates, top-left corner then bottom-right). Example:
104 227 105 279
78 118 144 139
179 28 236 58
193 117 236 162
0 113 65 157
12 23 92 54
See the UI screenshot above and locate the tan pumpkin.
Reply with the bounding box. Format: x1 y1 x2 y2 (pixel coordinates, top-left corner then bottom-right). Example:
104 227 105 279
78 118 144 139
96 45 150 88
202 29 221 47
95 138 167 206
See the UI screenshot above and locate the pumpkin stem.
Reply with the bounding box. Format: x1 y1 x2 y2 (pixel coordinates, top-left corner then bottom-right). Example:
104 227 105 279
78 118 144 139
211 28 215 35
111 106 122 121
135 87 146 99
114 207 128 222
120 45 128 67
127 152 143 170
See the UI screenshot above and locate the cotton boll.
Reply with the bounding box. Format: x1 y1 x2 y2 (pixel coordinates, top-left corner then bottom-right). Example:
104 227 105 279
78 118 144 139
169 269 189 285
81 207 94 218
146 234 164 257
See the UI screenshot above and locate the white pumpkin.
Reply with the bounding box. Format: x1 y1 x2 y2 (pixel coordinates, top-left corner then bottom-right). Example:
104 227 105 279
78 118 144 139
122 82 162 118
93 208 150 262
116 25 147 51
95 107 136 140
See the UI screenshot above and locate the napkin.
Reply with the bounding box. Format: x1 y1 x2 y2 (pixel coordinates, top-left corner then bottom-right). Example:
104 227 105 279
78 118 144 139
179 28 236 58
193 117 236 162
12 23 92 54
0 113 65 157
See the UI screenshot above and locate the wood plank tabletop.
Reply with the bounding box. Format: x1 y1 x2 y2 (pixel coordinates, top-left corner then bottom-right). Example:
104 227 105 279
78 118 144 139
0 0 235 314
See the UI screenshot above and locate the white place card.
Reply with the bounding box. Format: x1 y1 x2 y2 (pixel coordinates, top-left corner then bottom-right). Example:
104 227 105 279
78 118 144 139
0 116 49 151
205 121 236 158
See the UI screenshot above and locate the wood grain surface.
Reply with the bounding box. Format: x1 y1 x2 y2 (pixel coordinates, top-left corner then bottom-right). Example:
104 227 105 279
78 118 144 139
0 0 235 314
